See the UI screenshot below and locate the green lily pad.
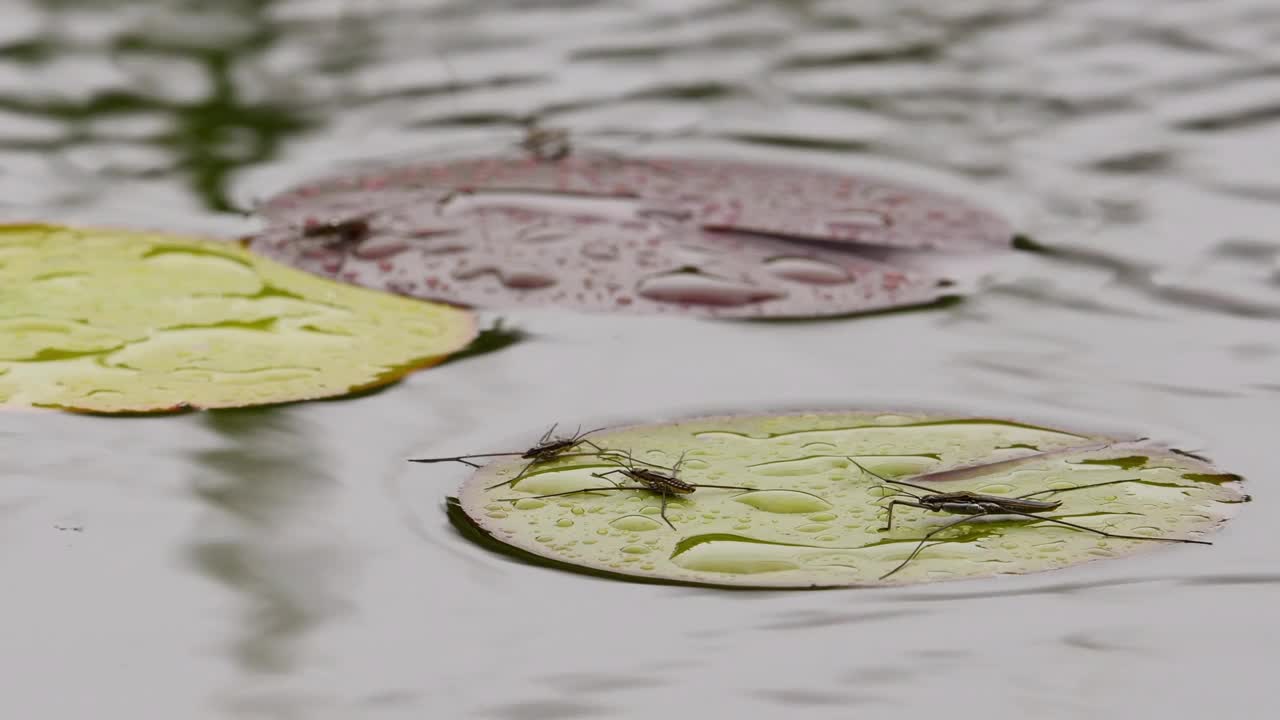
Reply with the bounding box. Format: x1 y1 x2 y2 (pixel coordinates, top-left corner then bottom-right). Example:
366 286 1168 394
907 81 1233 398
0 224 476 413
456 412 1248 588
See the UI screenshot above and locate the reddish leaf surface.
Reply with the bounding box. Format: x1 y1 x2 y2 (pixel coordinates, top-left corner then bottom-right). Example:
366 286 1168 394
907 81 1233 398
248 154 1012 318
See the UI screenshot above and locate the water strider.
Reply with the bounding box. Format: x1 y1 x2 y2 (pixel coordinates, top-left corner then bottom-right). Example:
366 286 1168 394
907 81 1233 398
849 460 1212 580
499 450 767 530
516 120 573 162
409 424 610 490
301 215 371 247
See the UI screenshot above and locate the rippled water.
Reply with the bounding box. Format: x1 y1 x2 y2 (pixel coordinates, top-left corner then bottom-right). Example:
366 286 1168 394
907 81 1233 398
2 1 1278 718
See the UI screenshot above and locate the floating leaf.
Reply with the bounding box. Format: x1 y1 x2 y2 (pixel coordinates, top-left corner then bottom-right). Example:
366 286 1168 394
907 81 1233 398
0 224 476 413
454 412 1247 588
248 155 1012 318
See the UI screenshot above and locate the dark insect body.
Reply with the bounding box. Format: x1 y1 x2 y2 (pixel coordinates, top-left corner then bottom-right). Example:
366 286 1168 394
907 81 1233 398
302 216 371 247
511 118 679 178
1171 447 1212 463
499 451 758 530
408 424 610 490
518 124 573 162
849 460 1212 580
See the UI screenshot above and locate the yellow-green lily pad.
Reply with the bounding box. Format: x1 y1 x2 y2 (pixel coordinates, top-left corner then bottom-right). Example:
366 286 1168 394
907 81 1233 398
0 224 476 413
456 412 1248 588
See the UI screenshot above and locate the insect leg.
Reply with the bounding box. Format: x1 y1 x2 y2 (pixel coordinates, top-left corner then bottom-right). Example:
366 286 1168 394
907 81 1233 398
1000 509 1212 545
657 491 676 531
1171 448 1211 463
576 439 615 457
484 458 538 491
596 449 631 468
880 500 934 532
485 451 620 492
408 452 524 466
880 513 989 580
1015 478 1146 499
539 424 558 444
496 486 638 503
606 452 677 472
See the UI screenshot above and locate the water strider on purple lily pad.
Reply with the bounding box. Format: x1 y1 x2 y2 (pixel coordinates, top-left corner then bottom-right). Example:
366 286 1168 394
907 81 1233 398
247 151 1014 319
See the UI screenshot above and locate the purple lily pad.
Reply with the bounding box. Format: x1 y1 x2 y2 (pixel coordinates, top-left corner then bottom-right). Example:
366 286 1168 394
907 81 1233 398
248 154 1012 318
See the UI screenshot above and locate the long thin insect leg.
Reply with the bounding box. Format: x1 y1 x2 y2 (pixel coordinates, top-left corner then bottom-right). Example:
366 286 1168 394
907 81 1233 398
596 450 629 469
880 513 988 580
1171 448 1211 462
657 492 676 531
543 451 615 462
408 452 525 464
1015 478 1145 499
523 451 611 462
539 424 557 445
686 483 759 491
880 500 931 532
496 486 638 503
1000 509 1212 545
577 440 613 456
485 451 620 492
484 459 538 491
605 451 677 472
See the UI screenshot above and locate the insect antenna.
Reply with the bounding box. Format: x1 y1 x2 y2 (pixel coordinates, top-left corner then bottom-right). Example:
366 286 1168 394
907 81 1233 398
870 484 922 500
671 450 687 475
591 469 639 488
847 459 939 495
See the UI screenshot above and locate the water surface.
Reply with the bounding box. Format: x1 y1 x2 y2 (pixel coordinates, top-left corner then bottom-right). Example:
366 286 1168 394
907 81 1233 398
2 1 1277 718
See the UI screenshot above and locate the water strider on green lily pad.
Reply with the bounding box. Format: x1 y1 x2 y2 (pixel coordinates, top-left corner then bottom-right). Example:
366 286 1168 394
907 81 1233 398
0 224 476 413
455 412 1248 588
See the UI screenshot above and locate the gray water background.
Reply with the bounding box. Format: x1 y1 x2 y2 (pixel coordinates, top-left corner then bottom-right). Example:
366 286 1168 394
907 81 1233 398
1 1 1278 718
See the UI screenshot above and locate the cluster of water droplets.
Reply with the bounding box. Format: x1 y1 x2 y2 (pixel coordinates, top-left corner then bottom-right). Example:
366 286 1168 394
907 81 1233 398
250 154 1012 318
461 412 1246 587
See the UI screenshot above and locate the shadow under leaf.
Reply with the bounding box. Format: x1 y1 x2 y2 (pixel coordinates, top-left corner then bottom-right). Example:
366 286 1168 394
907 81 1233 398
437 318 529 366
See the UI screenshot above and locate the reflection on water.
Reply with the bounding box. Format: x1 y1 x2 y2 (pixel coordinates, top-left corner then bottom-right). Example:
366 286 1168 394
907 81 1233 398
188 409 344 674
2 0 1278 718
